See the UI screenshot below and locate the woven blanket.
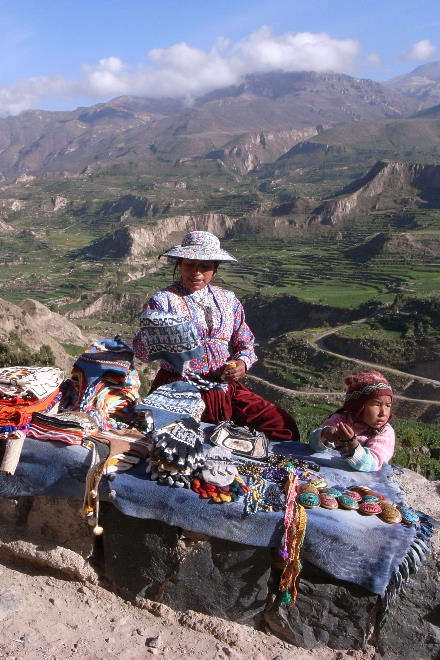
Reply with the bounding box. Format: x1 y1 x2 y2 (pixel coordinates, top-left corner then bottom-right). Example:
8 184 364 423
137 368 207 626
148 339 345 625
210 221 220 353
0 437 432 598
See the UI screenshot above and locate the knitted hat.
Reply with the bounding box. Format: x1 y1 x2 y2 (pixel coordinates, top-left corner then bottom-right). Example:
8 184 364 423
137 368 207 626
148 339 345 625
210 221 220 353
160 231 237 262
139 310 204 374
135 381 205 429
343 371 393 418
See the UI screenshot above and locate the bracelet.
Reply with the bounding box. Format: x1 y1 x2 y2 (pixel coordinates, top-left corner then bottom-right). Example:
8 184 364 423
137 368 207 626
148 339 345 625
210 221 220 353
341 434 356 444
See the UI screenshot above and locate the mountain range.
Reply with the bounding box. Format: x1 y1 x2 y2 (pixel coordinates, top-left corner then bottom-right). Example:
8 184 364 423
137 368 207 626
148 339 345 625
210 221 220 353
2 63 440 182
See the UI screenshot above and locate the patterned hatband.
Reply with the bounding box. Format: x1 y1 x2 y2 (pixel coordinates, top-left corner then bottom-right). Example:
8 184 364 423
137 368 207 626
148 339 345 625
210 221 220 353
344 381 393 401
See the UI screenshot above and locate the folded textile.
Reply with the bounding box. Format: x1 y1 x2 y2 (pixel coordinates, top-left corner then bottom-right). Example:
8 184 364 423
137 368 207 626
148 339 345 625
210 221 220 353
28 411 98 445
0 366 64 399
0 437 432 600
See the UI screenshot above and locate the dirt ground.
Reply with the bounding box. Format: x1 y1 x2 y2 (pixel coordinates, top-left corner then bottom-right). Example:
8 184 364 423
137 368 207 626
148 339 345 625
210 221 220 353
0 468 438 660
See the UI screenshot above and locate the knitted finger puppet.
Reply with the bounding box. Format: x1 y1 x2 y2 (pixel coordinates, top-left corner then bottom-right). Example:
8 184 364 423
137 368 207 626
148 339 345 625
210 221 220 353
201 446 237 487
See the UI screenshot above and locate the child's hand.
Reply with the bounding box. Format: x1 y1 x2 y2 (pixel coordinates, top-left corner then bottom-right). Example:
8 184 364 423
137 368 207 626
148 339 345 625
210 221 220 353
333 422 358 450
322 423 356 448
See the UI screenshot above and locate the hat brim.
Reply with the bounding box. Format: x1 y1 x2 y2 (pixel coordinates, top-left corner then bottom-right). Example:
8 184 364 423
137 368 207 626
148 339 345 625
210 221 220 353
160 246 237 262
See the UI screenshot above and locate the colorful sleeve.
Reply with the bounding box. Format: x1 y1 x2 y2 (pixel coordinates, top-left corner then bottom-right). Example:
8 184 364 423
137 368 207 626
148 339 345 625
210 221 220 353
345 426 395 472
309 427 331 453
230 296 257 370
131 296 165 362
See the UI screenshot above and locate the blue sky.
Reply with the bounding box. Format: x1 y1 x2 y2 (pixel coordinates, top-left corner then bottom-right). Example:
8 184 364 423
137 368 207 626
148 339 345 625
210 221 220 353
0 0 439 115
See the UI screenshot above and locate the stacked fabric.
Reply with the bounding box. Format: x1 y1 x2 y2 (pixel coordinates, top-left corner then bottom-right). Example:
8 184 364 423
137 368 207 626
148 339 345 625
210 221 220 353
28 411 98 446
0 366 64 474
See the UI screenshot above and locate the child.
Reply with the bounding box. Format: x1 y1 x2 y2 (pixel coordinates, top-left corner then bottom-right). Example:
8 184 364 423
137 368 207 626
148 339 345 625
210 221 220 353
309 371 395 472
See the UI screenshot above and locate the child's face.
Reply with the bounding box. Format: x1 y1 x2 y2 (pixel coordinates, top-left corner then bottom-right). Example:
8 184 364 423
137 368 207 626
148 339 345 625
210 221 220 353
361 396 392 428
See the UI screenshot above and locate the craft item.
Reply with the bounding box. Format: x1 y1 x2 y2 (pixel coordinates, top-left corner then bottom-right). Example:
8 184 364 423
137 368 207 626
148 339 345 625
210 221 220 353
342 490 362 503
362 494 380 503
201 446 237 487
153 417 205 470
191 477 248 503
268 454 320 473
351 485 372 495
319 493 339 510
297 492 320 509
358 501 382 515
309 477 327 490
278 473 307 605
398 507 421 525
135 380 205 430
369 491 387 501
379 507 403 524
209 420 268 459
299 483 319 495
244 474 267 515
261 465 289 482
322 487 343 497
338 494 359 510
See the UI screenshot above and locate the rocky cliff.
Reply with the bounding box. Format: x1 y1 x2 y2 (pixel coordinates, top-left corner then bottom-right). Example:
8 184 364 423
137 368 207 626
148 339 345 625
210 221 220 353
309 160 440 225
79 213 239 262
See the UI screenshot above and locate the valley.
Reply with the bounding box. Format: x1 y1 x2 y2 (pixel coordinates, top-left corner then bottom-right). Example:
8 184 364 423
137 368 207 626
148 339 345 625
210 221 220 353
0 67 439 476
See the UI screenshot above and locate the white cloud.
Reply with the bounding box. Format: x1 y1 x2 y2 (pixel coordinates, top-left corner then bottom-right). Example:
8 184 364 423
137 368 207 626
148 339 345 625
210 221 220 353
0 26 362 115
399 39 437 61
364 53 383 68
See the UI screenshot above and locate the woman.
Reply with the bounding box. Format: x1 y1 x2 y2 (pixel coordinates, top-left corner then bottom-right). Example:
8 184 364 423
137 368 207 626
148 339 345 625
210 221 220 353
133 230 300 441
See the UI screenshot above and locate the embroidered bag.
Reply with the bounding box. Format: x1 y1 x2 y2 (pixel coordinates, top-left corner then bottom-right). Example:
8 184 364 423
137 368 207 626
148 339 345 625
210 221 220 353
209 420 269 459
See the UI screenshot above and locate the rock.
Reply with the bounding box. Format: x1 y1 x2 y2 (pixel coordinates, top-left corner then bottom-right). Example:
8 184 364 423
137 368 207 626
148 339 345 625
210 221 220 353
98 500 439 654
99 503 272 626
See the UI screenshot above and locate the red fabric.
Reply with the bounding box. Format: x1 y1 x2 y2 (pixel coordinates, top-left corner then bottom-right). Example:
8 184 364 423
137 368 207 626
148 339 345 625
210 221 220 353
149 369 300 441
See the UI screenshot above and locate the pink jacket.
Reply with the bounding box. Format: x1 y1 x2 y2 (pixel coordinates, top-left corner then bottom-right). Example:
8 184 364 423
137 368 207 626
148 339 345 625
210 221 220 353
309 412 395 472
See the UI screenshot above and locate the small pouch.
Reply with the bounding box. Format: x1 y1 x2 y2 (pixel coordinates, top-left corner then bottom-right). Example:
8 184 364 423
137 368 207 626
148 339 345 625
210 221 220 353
209 420 269 459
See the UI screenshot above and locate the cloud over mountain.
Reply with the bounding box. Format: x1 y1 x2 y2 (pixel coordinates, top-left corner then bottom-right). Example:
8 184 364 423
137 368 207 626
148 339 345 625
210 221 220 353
0 27 361 115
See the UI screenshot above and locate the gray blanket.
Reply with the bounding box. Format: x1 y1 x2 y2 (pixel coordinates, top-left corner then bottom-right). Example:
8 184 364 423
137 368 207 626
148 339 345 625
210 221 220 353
0 437 432 599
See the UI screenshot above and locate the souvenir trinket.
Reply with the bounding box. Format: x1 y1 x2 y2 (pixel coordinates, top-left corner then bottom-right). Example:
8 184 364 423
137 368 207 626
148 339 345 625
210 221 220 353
362 494 380 503
358 501 382 515
342 490 362 503
309 477 327 490
379 499 394 510
298 492 320 508
369 490 386 501
202 446 237 486
379 507 403 524
398 507 421 525
319 493 339 510
322 487 343 497
338 494 359 510
351 485 372 495
299 483 319 495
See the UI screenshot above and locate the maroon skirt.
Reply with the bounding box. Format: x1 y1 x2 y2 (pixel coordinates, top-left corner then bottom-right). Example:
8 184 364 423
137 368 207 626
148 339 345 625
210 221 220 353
149 369 300 442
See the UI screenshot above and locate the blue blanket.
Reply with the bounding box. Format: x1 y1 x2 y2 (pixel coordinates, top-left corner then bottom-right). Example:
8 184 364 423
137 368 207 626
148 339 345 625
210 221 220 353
0 437 432 599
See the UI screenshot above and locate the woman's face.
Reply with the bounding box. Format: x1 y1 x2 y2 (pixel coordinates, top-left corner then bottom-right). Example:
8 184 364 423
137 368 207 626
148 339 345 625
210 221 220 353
180 259 217 292
361 396 392 429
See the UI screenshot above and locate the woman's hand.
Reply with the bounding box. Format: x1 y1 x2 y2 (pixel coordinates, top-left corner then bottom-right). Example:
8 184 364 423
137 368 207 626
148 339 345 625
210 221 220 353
221 359 247 382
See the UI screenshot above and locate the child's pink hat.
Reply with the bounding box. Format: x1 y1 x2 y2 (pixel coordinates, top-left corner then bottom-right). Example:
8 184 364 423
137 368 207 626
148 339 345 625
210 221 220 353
343 371 393 418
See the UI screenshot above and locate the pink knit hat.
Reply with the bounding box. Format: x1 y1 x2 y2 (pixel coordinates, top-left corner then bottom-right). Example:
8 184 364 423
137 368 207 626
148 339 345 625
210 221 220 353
343 371 393 418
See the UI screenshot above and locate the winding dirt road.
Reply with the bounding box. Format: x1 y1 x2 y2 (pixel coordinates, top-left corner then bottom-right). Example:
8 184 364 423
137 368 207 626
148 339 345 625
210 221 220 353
247 321 440 407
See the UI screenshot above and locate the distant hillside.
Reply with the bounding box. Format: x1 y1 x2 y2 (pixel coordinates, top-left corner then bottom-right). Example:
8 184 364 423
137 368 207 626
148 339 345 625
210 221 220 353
386 61 440 108
0 71 420 182
258 106 440 193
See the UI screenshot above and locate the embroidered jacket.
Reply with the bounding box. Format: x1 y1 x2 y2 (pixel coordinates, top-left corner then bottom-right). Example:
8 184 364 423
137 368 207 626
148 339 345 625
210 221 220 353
309 411 395 472
133 282 257 375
